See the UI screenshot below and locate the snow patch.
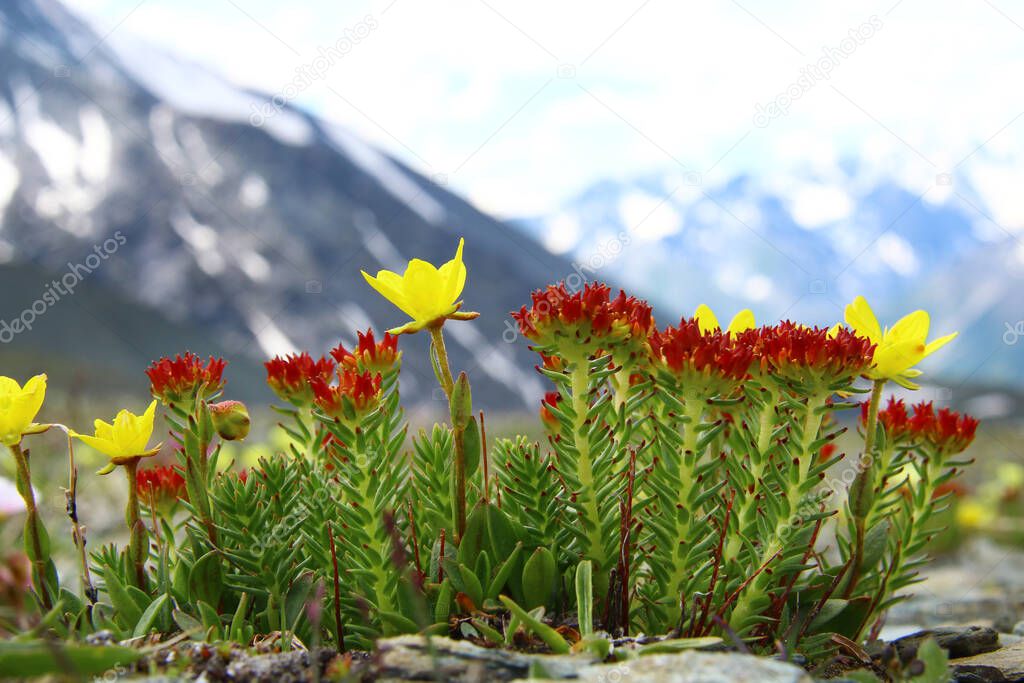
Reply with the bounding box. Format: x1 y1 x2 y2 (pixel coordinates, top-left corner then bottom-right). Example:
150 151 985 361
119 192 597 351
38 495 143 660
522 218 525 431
24 111 79 184
0 154 19 215
327 125 446 225
338 302 374 336
353 211 407 271
238 250 271 282
106 33 314 147
78 106 112 183
444 322 543 408
245 309 298 358
239 174 268 208
171 210 225 275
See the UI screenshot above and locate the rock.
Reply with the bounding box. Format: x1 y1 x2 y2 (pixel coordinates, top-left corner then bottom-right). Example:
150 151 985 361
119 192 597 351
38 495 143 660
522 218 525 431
891 626 1001 662
370 636 811 683
220 648 338 683
1013 620 1024 637
950 641 1024 681
374 635 593 681
562 652 814 683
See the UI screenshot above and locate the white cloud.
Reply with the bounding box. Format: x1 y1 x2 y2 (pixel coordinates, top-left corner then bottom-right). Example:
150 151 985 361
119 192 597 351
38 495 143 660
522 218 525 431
64 0 1024 220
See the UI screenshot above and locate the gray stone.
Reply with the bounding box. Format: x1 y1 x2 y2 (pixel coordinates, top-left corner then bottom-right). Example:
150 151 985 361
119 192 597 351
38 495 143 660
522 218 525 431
370 636 812 683
950 641 1024 681
561 652 814 683
1013 620 1024 637
891 626 1001 662
375 635 594 681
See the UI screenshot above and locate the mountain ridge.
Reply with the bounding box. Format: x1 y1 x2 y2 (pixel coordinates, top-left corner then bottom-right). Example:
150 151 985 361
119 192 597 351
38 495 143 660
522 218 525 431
0 0 571 412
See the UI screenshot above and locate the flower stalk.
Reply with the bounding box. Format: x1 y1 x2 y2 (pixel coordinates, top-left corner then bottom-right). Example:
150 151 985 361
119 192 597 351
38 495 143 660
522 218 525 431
9 441 55 610
123 456 149 589
844 378 886 596
429 325 467 542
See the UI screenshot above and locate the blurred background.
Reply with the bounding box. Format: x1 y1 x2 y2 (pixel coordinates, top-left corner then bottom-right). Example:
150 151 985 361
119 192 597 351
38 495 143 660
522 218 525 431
1 0 1023 419
2 0 1024 625
1 0 1024 594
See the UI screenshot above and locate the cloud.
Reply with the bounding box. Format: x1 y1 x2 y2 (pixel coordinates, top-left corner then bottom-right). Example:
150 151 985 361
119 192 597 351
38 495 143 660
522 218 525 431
65 0 1024 221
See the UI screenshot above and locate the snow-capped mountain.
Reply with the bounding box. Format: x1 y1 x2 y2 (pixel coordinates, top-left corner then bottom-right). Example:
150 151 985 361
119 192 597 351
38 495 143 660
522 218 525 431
520 164 1024 407
0 0 572 411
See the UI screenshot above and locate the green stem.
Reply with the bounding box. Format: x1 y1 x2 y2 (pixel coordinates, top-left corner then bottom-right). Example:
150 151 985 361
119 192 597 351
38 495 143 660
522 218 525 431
610 368 631 412
659 391 705 610
570 359 608 576
726 387 780 559
356 454 396 631
844 379 885 597
124 457 149 590
429 326 456 397
65 433 96 603
9 442 54 610
429 325 466 541
728 394 826 633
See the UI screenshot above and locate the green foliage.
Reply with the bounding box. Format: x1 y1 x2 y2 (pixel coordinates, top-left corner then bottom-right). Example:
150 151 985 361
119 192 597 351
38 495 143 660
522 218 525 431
494 437 561 555
0 640 142 678
0 292 980 666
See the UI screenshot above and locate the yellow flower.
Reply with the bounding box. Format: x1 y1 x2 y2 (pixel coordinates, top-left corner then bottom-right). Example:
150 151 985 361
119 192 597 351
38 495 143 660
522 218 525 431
72 400 162 474
361 237 479 335
956 499 994 530
0 374 49 447
694 304 756 337
843 295 957 389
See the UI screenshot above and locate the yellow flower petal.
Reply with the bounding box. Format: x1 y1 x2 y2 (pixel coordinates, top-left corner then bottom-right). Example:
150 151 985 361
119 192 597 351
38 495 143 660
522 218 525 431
362 270 418 320
923 331 958 358
694 304 720 335
845 296 882 344
887 309 930 344
72 400 159 462
726 309 756 335
438 237 467 305
0 374 47 446
403 259 445 319
18 375 47 422
362 238 472 333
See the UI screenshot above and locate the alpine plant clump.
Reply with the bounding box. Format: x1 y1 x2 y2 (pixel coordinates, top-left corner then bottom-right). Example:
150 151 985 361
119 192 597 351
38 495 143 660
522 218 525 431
0 237 976 665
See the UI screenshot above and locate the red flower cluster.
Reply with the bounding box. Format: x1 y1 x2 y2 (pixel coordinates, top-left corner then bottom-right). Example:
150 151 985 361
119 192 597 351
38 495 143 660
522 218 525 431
511 282 653 350
331 328 400 375
136 465 187 507
146 353 226 404
910 402 979 454
862 399 979 453
861 397 913 442
748 323 874 385
265 353 336 405
311 369 382 418
539 391 562 432
649 319 753 391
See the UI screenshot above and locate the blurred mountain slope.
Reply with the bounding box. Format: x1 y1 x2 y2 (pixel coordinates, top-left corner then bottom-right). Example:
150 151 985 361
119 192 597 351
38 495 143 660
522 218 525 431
0 0 572 412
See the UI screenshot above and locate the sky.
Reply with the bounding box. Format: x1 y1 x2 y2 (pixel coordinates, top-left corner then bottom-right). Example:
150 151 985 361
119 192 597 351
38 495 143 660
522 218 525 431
64 0 1024 221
